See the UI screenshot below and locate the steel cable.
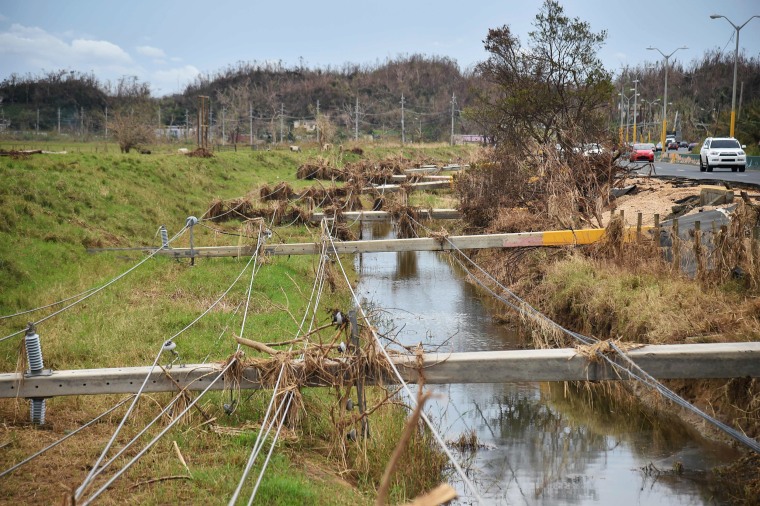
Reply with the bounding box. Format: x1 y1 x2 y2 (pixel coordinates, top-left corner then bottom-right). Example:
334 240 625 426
0 225 189 344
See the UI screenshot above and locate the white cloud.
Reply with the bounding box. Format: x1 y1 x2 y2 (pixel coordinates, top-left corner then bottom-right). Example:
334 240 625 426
0 23 134 76
136 45 166 59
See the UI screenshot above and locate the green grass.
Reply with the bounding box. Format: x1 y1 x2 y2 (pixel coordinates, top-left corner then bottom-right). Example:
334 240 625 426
0 141 473 505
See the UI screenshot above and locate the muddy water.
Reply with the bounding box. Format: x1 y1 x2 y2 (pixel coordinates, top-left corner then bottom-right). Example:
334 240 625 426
355 221 740 505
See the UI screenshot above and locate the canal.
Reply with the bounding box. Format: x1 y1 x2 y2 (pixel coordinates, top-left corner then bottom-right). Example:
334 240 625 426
355 221 739 505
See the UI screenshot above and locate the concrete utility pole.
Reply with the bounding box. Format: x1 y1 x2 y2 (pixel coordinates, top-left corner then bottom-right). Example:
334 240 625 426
355 96 359 141
184 108 188 140
647 45 687 151
450 93 456 146
316 99 320 143
36 108 39 134
710 14 759 137
632 79 639 144
400 94 405 144
105 106 108 139
280 103 284 143
249 103 253 146
221 107 226 144
58 107 61 135
80 106 84 136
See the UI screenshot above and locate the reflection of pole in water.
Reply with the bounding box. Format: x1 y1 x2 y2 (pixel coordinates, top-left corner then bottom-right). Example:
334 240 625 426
395 250 418 280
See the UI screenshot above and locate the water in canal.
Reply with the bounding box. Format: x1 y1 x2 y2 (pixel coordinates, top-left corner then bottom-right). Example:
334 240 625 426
355 221 739 505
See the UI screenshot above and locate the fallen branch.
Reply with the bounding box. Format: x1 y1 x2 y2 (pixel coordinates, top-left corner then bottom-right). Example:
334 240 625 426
173 441 191 475
128 475 191 490
235 335 280 356
402 483 457 506
375 392 433 506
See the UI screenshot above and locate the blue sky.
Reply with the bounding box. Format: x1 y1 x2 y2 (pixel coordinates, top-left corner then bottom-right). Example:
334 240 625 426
0 0 758 96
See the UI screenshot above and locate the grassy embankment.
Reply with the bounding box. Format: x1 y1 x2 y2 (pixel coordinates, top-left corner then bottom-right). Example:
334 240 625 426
0 141 473 505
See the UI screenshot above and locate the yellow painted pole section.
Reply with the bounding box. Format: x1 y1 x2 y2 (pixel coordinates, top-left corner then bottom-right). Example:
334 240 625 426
730 110 736 138
542 227 653 246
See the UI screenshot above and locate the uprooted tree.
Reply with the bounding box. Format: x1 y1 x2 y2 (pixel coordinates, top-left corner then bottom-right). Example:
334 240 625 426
460 0 619 230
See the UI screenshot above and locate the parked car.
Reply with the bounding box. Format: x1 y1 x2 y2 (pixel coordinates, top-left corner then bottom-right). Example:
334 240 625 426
629 143 655 162
699 137 747 172
679 141 689 149
655 142 663 152
667 142 679 151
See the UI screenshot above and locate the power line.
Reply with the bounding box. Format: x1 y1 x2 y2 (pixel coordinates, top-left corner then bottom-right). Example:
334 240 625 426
0 225 189 344
75 228 267 501
324 229 484 503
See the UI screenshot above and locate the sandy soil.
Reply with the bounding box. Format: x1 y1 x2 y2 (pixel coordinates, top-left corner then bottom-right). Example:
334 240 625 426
602 175 760 227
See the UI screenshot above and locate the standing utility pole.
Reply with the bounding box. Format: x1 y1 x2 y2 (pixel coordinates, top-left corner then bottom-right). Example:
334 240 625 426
105 106 108 139
58 107 61 135
36 108 39 134
354 97 359 141
221 107 226 145
197 96 209 150
315 100 320 143
280 103 284 144
400 94 406 144
184 108 188 140
249 103 253 146
632 79 639 144
710 14 759 137
647 45 687 151
450 93 456 146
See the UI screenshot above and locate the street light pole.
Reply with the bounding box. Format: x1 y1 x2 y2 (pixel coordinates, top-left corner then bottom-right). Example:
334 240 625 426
619 92 632 144
710 14 759 138
632 80 639 144
647 45 687 152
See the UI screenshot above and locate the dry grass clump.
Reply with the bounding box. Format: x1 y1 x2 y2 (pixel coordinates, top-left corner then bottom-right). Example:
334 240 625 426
186 147 214 158
707 197 760 288
297 157 344 180
532 252 760 346
456 141 625 231
388 204 421 239
260 182 296 201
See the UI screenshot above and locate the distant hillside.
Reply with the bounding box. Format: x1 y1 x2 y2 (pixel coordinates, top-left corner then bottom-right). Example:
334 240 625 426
0 56 480 142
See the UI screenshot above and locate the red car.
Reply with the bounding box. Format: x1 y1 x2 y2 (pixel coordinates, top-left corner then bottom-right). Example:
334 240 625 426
629 143 655 162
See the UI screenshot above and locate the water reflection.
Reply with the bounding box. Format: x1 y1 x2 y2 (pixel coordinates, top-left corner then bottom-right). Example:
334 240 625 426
355 221 738 505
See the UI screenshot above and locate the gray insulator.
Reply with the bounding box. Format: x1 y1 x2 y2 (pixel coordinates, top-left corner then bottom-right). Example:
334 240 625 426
337 341 347 353
25 330 44 373
186 216 199 228
160 225 169 248
30 398 46 425
346 398 354 411
346 428 357 442
162 340 177 352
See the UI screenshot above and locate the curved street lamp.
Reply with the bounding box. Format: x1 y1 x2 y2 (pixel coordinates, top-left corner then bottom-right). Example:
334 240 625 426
647 46 687 154
710 14 760 138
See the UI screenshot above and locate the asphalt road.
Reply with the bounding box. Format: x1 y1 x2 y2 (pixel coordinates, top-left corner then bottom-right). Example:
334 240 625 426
627 155 760 186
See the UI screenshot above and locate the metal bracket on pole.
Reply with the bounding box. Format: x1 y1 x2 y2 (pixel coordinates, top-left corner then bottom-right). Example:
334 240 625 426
186 216 198 266
349 310 369 439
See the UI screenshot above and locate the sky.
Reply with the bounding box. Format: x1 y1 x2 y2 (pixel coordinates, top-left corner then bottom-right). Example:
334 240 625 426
0 0 758 96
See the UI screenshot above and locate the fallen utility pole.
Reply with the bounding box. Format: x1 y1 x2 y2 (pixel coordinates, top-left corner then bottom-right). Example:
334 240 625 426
1 342 757 398
363 180 451 193
88 226 653 258
309 209 461 222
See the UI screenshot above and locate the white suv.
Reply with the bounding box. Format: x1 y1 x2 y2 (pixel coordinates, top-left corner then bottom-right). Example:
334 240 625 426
699 137 747 172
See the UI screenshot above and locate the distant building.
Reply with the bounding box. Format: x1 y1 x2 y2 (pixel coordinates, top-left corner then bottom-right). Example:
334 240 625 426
453 134 485 145
293 120 317 132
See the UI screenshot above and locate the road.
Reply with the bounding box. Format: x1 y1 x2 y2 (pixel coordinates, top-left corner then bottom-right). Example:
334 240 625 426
627 155 760 186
